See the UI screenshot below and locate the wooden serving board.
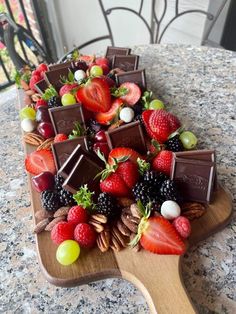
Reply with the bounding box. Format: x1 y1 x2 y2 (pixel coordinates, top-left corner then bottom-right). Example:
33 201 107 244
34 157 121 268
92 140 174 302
19 91 233 314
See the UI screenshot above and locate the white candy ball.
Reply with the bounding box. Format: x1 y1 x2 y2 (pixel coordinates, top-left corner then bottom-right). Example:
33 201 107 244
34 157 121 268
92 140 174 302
74 70 86 82
160 200 181 220
119 107 134 123
21 118 36 132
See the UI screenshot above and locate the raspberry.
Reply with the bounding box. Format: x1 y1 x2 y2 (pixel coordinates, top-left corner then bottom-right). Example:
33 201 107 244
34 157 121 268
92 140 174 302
51 221 75 245
172 216 191 239
74 223 97 248
54 134 68 143
67 206 88 225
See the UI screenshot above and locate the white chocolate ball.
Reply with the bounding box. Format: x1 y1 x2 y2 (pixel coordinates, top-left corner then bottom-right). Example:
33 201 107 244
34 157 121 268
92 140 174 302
119 107 134 123
160 200 181 220
74 70 86 82
21 118 36 133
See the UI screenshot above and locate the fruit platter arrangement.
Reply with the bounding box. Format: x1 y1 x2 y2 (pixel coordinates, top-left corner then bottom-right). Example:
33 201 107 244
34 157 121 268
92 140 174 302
17 46 232 312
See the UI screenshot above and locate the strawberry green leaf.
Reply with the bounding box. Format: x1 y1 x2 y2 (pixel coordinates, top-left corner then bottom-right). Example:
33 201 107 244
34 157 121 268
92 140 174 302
42 85 58 100
110 86 128 97
73 184 95 211
137 158 150 175
142 90 152 109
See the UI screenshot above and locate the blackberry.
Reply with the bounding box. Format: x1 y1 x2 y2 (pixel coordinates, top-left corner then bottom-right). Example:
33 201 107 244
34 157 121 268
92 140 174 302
54 175 64 192
133 102 143 116
59 188 75 206
143 170 168 190
71 60 88 72
96 192 117 218
165 135 183 152
134 114 144 126
87 119 102 134
132 181 161 207
41 190 60 212
48 96 61 109
160 179 181 202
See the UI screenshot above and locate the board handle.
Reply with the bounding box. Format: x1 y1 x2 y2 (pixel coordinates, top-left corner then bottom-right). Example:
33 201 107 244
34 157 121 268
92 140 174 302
115 251 197 314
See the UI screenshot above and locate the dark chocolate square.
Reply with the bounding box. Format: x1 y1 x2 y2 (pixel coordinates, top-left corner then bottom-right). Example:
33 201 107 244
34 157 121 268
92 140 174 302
52 137 88 171
171 157 215 203
48 61 72 71
105 46 131 60
58 144 103 179
49 104 86 135
34 79 49 95
44 67 70 91
116 69 146 89
62 154 102 194
112 55 139 72
105 121 146 154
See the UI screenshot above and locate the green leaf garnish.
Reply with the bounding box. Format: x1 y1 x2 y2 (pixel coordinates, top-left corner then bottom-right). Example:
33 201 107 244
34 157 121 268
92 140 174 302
111 86 128 97
142 90 153 109
42 85 58 101
68 121 85 139
137 158 150 176
73 184 95 211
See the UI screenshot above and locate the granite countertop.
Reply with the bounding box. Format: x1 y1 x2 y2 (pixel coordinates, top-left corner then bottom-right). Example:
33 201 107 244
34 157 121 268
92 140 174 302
0 44 235 314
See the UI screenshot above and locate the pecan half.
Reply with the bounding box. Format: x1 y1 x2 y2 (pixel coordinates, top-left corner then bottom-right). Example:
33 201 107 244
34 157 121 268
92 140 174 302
130 203 142 219
31 93 41 102
35 209 53 221
89 214 107 233
117 219 131 237
181 202 206 220
44 216 66 231
116 197 134 207
97 226 110 252
121 208 140 233
37 138 54 151
23 133 44 146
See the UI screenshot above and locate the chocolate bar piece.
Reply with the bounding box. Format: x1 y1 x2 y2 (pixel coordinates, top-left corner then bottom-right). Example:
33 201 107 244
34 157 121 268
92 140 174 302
52 137 88 171
112 55 139 72
105 46 131 61
116 69 146 89
174 150 217 190
44 67 70 91
63 154 103 194
105 121 146 154
49 104 86 135
58 144 103 179
171 157 215 203
34 79 49 95
48 61 72 71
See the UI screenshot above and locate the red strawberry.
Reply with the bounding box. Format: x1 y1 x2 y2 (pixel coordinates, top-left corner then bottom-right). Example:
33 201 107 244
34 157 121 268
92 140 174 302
35 99 48 110
100 160 139 197
108 147 142 165
120 82 141 106
140 216 186 255
37 63 48 73
54 134 68 143
95 57 109 66
29 75 41 92
51 221 75 245
95 98 123 125
76 77 111 113
59 83 78 97
142 110 181 143
25 149 56 175
172 216 191 239
67 206 88 225
74 223 97 248
152 150 173 176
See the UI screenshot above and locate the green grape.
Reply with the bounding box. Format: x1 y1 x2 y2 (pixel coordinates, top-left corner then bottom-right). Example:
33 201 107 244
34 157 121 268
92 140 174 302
19 107 36 120
90 65 103 77
149 99 165 110
56 240 80 266
180 131 198 149
61 93 76 106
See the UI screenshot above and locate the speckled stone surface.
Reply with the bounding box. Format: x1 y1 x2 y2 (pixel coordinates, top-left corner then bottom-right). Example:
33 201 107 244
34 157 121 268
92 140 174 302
0 44 235 314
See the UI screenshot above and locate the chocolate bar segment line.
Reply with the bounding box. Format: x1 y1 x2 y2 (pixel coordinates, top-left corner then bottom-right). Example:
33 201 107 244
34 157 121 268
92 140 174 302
49 104 86 135
112 55 139 72
174 150 216 162
116 69 146 89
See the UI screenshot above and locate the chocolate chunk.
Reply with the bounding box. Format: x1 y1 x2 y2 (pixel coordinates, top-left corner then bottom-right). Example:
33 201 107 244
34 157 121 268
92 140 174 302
171 157 215 203
44 67 70 91
48 61 72 71
105 46 131 61
62 154 103 194
49 104 86 135
174 150 217 190
116 69 146 89
58 143 103 179
112 55 139 72
52 138 88 171
105 121 146 154
34 79 49 95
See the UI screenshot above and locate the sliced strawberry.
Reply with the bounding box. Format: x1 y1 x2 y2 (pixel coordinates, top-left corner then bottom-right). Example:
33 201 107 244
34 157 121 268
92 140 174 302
152 150 173 176
116 161 139 189
100 173 130 197
79 55 95 64
59 83 78 97
25 149 56 175
140 216 186 255
108 147 142 165
76 77 111 113
95 98 123 125
120 82 141 106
